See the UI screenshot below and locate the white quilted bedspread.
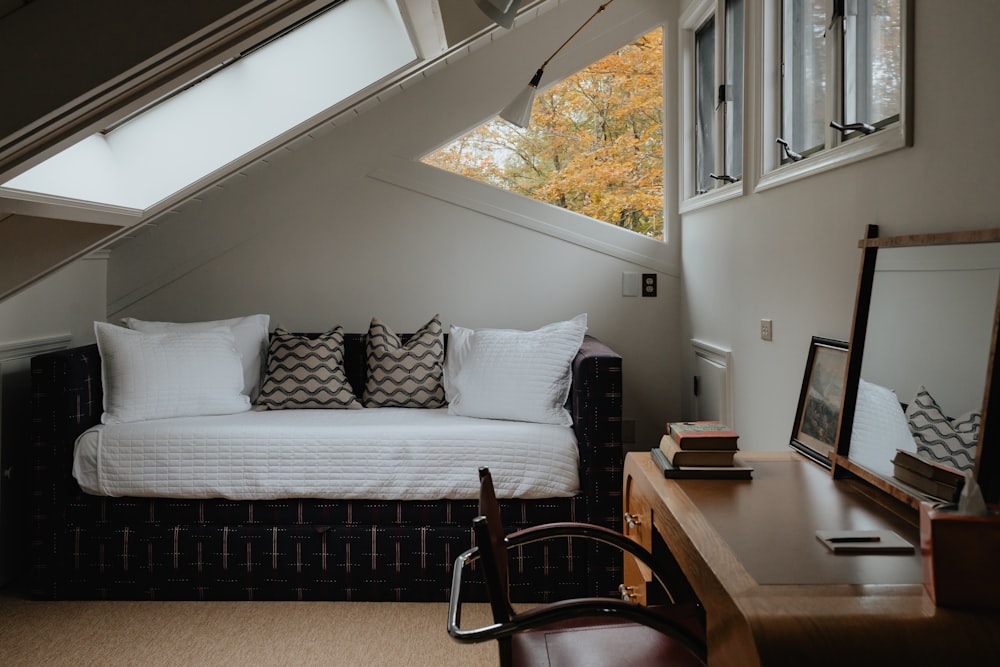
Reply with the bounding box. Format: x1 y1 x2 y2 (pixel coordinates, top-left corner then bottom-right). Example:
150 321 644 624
73 408 580 500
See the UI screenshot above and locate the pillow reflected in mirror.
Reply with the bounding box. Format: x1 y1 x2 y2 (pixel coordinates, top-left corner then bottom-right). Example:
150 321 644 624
906 386 980 473
850 378 919 479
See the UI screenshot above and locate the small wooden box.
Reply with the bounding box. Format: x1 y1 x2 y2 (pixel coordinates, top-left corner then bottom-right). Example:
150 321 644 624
920 502 1000 609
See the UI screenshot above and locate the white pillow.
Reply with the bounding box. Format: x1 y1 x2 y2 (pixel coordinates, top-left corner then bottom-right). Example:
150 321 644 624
122 314 270 400
850 378 916 479
446 314 587 425
442 324 472 401
95 322 250 424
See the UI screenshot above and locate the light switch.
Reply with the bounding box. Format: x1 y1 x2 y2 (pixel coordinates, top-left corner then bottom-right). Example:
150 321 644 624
622 272 640 297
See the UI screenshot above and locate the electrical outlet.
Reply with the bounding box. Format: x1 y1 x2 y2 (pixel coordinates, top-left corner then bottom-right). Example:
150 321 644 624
642 273 657 297
760 318 773 341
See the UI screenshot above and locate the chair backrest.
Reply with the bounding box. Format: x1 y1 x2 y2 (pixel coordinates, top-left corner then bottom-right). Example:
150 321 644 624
475 467 516 623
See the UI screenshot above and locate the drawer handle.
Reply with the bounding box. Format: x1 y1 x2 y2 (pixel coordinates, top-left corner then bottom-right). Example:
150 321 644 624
619 584 638 602
624 512 642 529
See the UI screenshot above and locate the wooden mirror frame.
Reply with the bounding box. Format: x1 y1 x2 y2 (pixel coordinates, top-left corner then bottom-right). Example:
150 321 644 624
832 225 1000 508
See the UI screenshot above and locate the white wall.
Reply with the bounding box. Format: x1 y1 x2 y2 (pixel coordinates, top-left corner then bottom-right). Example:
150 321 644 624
0 256 106 344
106 0 681 450
0 255 107 583
680 1 1000 450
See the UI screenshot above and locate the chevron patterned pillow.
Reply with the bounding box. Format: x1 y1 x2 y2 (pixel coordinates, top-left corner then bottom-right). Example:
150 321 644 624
255 327 362 410
363 315 446 408
906 386 980 472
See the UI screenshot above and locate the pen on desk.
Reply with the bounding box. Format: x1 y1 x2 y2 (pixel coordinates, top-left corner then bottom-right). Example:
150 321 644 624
826 535 881 543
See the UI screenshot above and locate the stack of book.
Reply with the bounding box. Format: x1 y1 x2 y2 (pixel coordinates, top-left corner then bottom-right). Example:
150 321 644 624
891 449 965 501
650 421 752 479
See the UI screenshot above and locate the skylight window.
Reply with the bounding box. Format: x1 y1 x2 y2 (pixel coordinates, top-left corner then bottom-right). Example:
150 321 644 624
1 0 417 212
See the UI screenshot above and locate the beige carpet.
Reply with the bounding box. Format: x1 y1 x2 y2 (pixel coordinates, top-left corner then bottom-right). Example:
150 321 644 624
0 586 499 666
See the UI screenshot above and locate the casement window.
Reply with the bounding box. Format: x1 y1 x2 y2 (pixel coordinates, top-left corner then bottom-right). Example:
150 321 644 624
724 0 745 183
762 0 911 187
695 17 716 195
684 0 745 206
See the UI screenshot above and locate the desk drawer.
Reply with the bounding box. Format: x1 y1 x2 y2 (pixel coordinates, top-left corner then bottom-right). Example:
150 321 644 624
622 473 653 604
624 474 652 550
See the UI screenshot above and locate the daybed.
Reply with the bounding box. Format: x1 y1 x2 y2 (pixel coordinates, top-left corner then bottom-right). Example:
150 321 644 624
29 319 624 602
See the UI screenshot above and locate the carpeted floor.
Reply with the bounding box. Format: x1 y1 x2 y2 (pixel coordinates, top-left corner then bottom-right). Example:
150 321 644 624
0 585 500 666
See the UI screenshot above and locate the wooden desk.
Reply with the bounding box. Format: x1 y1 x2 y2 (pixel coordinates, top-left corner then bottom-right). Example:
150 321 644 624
623 451 1000 666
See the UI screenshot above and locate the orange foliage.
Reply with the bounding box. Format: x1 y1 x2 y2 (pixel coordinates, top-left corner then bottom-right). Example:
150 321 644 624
424 29 664 240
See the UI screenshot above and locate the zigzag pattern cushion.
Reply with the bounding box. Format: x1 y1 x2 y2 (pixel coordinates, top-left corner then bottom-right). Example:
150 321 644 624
364 315 446 408
255 327 361 410
906 386 980 472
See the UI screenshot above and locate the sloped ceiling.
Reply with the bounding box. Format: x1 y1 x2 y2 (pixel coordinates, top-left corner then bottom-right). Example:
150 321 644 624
0 0 540 303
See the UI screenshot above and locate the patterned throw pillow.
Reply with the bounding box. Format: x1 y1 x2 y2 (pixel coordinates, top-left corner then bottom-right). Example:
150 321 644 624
255 327 361 410
363 315 446 408
906 386 980 472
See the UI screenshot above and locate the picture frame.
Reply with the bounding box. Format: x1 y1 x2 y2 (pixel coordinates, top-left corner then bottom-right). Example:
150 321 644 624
790 336 849 466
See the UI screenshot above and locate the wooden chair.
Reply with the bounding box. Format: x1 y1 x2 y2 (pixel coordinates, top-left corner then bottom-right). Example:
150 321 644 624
448 467 707 666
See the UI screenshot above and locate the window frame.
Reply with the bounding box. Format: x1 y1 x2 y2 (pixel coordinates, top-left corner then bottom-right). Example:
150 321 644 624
680 0 747 213
724 0 745 181
371 155 678 276
418 26 671 246
757 0 913 193
695 15 717 196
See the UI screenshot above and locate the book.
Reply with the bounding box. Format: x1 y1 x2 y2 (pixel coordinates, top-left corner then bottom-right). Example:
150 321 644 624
891 449 965 485
891 464 962 501
650 447 753 479
658 434 737 467
667 421 740 450
815 530 915 554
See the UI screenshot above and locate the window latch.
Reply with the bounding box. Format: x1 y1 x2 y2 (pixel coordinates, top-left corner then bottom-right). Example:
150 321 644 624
710 173 740 184
716 84 730 110
830 120 876 136
776 138 803 162
826 0 845 34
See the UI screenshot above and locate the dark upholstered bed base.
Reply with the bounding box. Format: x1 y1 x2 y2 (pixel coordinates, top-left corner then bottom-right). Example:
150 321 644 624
30 335 624 601
43 497 592 602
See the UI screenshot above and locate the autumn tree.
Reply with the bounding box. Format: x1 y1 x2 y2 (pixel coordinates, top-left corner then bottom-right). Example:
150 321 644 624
424 29 664 240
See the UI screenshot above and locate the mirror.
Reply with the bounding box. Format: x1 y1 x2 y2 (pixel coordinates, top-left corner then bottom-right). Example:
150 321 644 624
835 226 1000 508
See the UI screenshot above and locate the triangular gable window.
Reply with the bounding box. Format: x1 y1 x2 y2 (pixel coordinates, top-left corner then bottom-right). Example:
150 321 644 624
423 28 664 240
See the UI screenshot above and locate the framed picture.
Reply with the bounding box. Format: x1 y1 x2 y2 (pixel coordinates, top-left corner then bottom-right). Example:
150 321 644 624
790 336 849 466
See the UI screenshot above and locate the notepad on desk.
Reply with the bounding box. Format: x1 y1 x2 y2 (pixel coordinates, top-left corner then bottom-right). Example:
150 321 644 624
815 530 914 554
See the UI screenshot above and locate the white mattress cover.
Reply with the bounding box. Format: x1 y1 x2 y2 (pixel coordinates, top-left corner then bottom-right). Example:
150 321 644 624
73 408 580 501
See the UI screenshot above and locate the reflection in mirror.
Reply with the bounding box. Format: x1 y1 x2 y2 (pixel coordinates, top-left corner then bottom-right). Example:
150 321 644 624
837 227 1000 508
